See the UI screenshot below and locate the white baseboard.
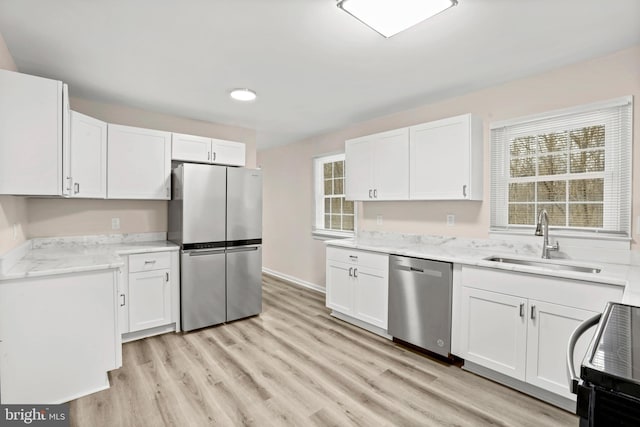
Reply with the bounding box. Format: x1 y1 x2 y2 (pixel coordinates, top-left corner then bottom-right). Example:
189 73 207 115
262 267 326 294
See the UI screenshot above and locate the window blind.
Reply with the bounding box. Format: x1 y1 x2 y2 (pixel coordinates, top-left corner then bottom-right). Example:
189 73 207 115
490 96 632 237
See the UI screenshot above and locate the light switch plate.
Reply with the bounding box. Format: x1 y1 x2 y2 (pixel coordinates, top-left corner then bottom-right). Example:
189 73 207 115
112 218 121 230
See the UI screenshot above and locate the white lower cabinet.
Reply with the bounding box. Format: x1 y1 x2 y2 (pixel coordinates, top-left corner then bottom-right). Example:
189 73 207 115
0 269 120 404
119 250 180 340
457 266 623 407
461 287 527 380
326 247 389 330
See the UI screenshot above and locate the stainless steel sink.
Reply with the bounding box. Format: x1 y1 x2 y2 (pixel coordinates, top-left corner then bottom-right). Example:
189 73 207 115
484 256 601 274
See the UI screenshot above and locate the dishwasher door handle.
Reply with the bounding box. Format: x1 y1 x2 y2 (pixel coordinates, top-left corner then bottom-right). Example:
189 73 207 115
394 264 443 278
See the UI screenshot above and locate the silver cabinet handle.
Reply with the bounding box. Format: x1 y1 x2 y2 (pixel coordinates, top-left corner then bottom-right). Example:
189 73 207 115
207 151 211 161
66 176 72 191
373 189 378 198
349 255 358 261
348 267 353 277
166 272 169 282
463 185 467 197
353 268 358 278
567 313 601 394
531 305 536 320
368 189 372 199
519 303 524 317
166 187 170 198
74 182 80 194
144 260 156 264
120 294 126 307
213 152 217 161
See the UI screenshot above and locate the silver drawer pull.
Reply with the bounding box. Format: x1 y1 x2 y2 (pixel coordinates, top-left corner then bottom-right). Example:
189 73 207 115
144 260 157 264
519 303 524 317
349 255 358 260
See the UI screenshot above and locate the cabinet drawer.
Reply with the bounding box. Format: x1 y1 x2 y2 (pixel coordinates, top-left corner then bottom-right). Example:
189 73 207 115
129 252 171 273
327 247 388 270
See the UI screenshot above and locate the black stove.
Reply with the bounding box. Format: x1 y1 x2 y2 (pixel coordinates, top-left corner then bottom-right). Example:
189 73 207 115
575 302 640 426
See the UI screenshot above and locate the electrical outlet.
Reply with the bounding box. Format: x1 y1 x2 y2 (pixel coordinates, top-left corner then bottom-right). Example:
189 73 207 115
111 218 121 230
376 215 383 225
446 214 455 226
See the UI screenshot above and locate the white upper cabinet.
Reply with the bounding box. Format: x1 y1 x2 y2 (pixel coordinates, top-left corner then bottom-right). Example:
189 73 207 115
171 133 212 163
68 111 107 198
210 138 246 167
172 132 246 167
409 114 483 200
107 124 172 200
345 128 409 201
0 70 67 196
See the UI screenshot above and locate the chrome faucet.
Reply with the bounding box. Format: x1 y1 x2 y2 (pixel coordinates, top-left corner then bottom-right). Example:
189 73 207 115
535 209 559 259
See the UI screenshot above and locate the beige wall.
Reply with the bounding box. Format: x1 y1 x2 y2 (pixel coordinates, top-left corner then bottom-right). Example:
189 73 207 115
0 32 29 255
23 94 257 239
258 45 640 289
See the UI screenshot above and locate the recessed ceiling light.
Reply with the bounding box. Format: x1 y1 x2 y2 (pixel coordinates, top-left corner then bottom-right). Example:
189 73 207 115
230 88 257 102
337 0 458 38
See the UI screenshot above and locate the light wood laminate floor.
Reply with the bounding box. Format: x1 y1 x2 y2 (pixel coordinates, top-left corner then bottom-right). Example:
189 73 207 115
70 274 577 426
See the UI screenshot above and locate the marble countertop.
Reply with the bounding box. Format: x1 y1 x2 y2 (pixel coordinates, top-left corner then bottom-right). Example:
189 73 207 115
0 233 179 281
326 231 640 305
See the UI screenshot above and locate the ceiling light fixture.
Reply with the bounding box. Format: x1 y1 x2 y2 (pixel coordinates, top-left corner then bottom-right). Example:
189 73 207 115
337 0 458 38
230 88 257 102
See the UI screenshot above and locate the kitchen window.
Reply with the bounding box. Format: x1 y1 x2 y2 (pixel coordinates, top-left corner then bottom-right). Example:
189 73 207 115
490 96 632 238
313 153 356 238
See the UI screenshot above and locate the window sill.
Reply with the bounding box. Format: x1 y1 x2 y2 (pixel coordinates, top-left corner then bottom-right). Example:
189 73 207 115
489 228 631 251
312 230 354 241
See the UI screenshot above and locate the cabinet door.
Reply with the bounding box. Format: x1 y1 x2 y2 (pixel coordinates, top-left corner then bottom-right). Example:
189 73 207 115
410 114 471 200
0 70 63 195
211 138 246 166
345 136 374 200
107 124 171 199
353 266 388 329
526 300 597 399
129 269 172 332
172 133 212 163
326 260 353 315
69 111 107 198
461 287 527 380
371 128 409 200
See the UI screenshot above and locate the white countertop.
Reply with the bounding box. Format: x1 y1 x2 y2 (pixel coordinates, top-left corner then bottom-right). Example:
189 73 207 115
326 231 640 305
0 233 179 281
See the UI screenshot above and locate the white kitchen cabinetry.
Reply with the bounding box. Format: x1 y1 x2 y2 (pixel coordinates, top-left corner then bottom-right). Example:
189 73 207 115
119 250 180 340
172 132 246 166
326 247 389 330
0 70 68 196
0 269 120 404
68 111 107 198
457 266 623 409
409 114 483 200
461 287 527 380
345 128 409 201
107 124 172 199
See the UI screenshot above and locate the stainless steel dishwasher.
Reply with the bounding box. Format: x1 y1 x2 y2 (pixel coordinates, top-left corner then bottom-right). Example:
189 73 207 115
388 255 453 358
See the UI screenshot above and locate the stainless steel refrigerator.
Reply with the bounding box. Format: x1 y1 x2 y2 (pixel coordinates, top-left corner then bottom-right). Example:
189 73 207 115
168 163 262 332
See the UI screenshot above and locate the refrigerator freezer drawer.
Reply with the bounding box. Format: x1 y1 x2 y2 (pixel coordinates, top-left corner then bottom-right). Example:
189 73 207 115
226 245 262 322
181 249 226 331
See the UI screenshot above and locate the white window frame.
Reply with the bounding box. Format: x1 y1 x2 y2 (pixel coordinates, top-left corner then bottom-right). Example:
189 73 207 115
312 152 356 239
490 96 632 240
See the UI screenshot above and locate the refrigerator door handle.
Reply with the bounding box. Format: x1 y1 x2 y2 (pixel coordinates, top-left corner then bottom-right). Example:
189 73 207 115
186 248 226 256
226 246 260 254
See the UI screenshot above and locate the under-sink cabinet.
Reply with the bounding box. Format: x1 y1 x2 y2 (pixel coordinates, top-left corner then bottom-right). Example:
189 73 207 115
456 265 623 409
326 247 389 331
118 250 180 341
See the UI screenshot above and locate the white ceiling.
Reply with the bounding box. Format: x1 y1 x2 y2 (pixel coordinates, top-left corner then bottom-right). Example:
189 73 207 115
1 0 639 150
